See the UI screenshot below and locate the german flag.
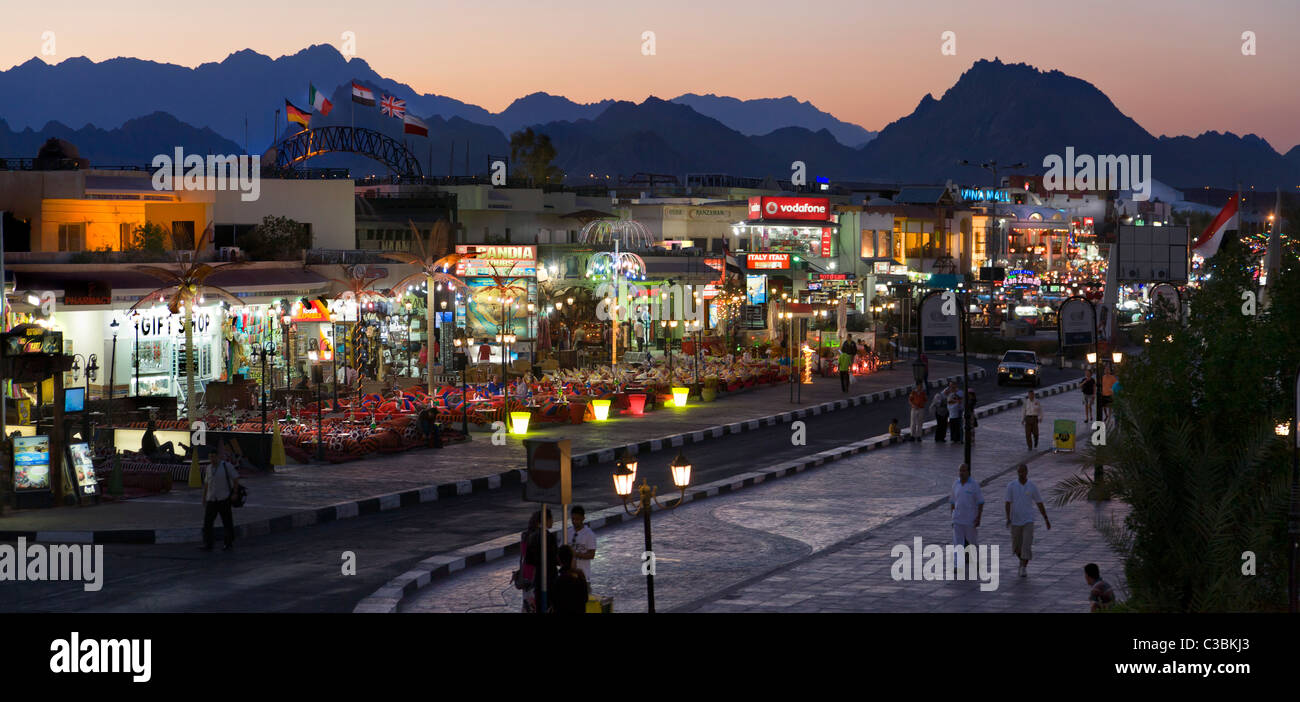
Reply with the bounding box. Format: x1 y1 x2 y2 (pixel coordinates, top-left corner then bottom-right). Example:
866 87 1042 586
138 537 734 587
285 99 311 128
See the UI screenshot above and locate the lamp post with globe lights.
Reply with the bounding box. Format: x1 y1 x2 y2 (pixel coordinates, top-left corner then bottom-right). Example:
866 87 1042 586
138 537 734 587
612 448 692 613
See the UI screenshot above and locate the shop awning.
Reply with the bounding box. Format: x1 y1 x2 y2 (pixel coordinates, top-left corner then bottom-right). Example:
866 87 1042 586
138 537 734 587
925 274 964 289
741 219 840 229
9 265 330 297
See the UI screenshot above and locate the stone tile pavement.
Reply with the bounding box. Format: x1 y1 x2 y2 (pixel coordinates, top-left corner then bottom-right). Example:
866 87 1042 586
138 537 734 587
399 386 1127 613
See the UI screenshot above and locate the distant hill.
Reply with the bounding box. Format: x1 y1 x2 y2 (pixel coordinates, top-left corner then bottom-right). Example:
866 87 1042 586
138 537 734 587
0 46 878 155
859 58 1299 189
2 51 1296 189
0 111 241 165
671 93 877 147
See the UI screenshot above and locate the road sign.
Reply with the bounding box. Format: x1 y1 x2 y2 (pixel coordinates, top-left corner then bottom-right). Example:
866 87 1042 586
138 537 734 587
919 290 960 353
524 439 571 504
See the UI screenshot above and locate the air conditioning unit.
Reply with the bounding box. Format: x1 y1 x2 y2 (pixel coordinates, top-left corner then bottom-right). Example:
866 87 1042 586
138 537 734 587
175 250 194 263
219 246 242 261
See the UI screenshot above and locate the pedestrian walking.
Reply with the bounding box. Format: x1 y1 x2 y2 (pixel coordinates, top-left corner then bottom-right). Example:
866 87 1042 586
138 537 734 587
950 463 984 551
918 352 930 388
200 447 240 551
932 387 950 442
945 381 964 443
1004 463 1051 577
908 382 927 441
838 338 855 392
1100 365 1118 421
1022 389 1042 450
550 545 589 614
524 507 559 615
515 511 541 613
1084 563 1116 611
1080 368 1096 423
565 505 597 589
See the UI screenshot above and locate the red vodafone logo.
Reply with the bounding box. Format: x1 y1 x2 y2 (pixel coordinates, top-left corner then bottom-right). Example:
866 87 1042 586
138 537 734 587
750 197 831 221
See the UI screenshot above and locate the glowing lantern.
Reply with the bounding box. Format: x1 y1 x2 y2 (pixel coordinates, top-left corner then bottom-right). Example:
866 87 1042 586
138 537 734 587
510 412 531 435
672 387 689 407
627 394 647 416
592 399 611 421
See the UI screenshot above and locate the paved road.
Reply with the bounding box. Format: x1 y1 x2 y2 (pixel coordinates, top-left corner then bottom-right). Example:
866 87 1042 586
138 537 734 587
0 356 1080 612
401 389 1122 613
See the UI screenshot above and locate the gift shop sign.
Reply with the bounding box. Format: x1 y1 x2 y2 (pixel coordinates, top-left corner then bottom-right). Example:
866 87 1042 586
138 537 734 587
747 197 831 222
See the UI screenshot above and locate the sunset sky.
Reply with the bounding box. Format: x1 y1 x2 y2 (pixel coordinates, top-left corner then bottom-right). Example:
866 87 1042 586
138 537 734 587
2 0 1298 151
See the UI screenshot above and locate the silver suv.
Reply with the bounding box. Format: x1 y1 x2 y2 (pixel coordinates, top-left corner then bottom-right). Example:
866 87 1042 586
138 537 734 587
997 350 1040 387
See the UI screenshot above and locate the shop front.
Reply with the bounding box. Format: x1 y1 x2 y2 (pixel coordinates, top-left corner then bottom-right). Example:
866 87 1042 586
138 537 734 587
455 244 537 367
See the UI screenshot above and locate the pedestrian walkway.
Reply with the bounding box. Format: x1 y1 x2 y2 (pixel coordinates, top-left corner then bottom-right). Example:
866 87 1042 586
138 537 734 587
397 388 1125 613
0 360 974 542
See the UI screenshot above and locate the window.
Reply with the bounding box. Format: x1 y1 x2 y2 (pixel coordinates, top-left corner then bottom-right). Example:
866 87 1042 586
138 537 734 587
504 227 511 243
58 223 85 252
120 223 133 250
860 229 876 258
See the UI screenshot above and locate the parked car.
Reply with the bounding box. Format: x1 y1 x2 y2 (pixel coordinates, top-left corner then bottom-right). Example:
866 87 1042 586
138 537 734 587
997 350 1041 387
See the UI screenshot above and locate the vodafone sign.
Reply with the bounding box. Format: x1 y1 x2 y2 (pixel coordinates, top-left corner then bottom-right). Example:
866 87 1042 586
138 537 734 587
747 196 831 222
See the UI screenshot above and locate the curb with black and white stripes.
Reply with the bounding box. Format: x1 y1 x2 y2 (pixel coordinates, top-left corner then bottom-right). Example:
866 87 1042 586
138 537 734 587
354 376 1083 613
0 370 983 546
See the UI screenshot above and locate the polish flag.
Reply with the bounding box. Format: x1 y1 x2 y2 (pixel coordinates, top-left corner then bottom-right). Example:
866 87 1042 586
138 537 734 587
1192 195 1239 259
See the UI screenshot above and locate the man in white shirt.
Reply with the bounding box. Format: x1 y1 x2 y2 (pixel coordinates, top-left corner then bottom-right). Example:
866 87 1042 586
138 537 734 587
949 463 984 548
565 505 597 590
1021 390 1042 450
201 447 240 552
945 382 964 443
1004 463 1051 577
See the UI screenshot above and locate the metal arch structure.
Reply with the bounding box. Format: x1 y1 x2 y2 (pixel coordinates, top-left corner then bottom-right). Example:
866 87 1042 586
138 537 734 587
270 126 423 178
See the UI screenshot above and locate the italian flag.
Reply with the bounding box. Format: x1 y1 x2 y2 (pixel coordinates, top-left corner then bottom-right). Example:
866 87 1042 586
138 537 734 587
285 99 311 128
308 84 333 116
351 82 376 106
1192 195 1239 259
403 113 429 137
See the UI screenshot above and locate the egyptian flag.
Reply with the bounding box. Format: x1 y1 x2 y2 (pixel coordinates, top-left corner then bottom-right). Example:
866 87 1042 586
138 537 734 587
308 84 333 116
351 82 376 106
403 113 429 137
1192 195 1240 259
285 99 311 128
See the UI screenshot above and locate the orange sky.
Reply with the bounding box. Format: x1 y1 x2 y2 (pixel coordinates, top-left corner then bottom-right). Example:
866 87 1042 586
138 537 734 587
3 0 1298 151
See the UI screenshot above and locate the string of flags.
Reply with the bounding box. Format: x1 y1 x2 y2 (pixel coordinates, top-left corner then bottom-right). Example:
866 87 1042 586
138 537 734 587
283 81 427 136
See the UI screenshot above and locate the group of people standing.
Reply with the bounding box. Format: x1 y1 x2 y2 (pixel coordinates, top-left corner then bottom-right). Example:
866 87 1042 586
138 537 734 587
517 505 598 614
905 380 977 444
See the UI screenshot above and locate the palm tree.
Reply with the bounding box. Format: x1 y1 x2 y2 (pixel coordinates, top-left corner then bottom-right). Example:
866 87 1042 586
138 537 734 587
384 219 467 385
131 223 242 487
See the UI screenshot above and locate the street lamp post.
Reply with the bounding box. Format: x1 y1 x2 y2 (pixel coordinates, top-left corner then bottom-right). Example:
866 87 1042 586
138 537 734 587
453 337 469 436
108 319 118 455
252 341 274 434
330 323 339 411
309 350 324 461
130 311 142 397
1287 364 1300 613
612 448 692 613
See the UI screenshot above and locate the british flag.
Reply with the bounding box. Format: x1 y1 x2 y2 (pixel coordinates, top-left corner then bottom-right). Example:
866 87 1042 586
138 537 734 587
380 95 406 118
